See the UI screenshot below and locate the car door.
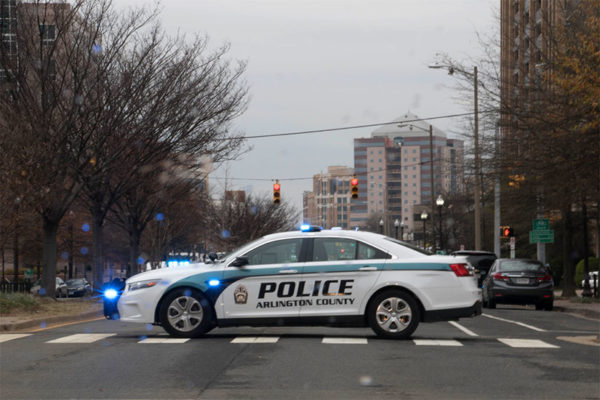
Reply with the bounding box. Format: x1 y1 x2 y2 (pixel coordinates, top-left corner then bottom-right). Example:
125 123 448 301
298 237 389 317
219 237 307 320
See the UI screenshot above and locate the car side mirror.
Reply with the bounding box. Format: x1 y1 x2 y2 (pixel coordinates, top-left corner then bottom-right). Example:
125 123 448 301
230 256 249 268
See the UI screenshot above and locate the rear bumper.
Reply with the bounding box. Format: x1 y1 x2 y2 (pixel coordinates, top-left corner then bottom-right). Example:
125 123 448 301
490 286 553 304
423 301 482 322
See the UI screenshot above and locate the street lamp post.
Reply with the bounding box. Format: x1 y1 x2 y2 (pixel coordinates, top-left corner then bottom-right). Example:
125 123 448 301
400 220 405 241
394 219 399 239
421 211 428 250
379 218 384 234
436 195 444 252
429 64 481 250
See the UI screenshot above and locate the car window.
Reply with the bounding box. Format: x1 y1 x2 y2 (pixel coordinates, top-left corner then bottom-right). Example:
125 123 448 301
313 238 356 261
243 238 302 266
499 260 545 272
357 241 391 260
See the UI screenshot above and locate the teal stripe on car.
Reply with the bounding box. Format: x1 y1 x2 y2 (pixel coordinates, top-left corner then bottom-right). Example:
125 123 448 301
384 263 451 271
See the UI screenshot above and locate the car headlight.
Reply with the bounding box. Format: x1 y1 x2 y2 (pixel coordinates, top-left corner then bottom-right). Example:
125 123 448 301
128 279 161 292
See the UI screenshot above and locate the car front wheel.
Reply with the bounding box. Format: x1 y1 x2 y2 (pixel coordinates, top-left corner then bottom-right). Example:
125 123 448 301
159 288 213 338
367 290 420 339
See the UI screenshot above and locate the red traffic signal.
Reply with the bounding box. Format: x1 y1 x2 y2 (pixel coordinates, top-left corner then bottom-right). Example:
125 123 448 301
501 226 514 238
273 181 281 204
351 177 359 199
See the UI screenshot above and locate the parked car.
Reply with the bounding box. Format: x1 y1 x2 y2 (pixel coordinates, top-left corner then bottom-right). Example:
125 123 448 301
482 258 553 310
581 271 599 289
451 250 497 287
66 278 92 297
30 277 68 297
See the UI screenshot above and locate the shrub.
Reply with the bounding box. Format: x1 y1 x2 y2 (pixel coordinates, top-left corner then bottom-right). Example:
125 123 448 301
575 256 599 287
0 293 41 314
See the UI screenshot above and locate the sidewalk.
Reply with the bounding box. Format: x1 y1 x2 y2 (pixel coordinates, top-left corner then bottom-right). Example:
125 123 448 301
553 290 600 320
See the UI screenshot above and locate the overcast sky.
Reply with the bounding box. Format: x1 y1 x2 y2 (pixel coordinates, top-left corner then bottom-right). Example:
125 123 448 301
118 0 497 215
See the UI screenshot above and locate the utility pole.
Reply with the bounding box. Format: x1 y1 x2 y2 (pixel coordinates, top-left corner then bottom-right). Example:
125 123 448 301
473 66 482 250
494 121 501 258
429 125 435 243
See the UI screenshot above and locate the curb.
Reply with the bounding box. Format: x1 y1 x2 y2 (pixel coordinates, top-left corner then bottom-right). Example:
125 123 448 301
0 309 104 331
554 306 600 320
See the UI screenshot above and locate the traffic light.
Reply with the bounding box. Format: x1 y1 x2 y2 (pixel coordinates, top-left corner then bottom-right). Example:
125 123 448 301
501 226 514 238
351 177 359 199
273 180 281 205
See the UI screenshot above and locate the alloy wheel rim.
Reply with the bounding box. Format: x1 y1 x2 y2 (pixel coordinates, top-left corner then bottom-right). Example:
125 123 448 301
167 296 203 332
375 297 412 333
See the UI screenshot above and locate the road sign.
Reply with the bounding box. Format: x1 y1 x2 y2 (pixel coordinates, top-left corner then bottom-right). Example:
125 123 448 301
24 268 33 280
533 218 549 231
529 230 554 243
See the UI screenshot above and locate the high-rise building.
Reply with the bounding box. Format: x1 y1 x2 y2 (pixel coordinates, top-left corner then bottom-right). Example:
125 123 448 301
350 112 464 236
302 166 354 229
500 0 568 148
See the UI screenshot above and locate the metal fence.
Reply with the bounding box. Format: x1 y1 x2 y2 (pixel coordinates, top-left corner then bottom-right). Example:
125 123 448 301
0 281 33 293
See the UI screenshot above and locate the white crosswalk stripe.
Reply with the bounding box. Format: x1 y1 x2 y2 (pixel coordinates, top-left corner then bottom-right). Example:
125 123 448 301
139 338 190 344
497 338 559 348
413 339 463 346
322 337 368 344
46 333 116 343
231 336 280 343
0 334 32 343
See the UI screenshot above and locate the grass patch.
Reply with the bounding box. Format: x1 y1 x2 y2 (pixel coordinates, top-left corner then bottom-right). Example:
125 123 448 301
569 296 600 304
0 293 41 314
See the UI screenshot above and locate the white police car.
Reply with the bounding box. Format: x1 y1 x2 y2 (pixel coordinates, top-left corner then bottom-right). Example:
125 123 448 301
104 227 481 339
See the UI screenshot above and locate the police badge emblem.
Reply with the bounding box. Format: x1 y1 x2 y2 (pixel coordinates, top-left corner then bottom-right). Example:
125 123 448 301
234 285 248 304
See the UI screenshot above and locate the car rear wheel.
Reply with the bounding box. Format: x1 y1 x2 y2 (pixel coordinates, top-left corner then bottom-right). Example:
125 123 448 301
159 288 213 338
367 290 420 339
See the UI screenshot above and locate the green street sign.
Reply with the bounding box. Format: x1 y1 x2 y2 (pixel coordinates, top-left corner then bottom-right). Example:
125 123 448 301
533 218 549 231
24 268 34 279
529 229 554 243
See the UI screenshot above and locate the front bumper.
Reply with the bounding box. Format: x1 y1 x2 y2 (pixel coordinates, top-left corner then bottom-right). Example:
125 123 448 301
423 300 482 322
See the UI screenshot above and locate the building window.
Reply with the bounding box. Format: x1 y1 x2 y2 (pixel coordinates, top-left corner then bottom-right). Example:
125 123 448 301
39 24 56 42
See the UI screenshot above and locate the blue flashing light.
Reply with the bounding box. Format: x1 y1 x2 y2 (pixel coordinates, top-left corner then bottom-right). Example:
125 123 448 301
104 289 118 300
208 279 220 287
300 224 311 232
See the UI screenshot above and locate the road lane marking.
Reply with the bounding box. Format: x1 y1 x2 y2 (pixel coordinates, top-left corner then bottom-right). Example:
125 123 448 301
498 338 558 348
231 336 280 343
322 338 368 344
482 313 546 332
0 334 32 343
448 321 479 337
46 333 116 343
413 339 463 346
139 338 190 344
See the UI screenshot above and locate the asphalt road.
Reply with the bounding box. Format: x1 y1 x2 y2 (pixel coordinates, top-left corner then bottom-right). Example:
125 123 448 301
1 306 599 400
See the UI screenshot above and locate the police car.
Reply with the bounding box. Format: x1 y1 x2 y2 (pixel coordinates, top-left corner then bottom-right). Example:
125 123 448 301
104 226 481 339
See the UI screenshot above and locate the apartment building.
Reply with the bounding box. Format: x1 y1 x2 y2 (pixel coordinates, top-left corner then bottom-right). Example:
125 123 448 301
302 166 354 229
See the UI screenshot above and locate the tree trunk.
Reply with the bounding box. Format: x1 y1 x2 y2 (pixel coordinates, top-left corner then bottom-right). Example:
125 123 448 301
128 228 141 278
12 227 18 282
92 212 105 290
561 208 577 297
41 218 59 298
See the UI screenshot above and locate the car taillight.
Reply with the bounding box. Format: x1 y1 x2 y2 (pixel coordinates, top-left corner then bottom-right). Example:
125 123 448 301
493 273 509 281
536 275 552 283
450 263 472 277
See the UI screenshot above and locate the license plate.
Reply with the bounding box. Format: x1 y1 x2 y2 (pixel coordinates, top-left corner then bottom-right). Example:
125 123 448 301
515 278 529 284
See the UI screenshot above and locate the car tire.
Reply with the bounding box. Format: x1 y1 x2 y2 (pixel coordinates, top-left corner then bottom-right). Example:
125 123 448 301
544 301 553 311
367 289 420 340
535 303 544 311
159 288 214 338
487 299 496 309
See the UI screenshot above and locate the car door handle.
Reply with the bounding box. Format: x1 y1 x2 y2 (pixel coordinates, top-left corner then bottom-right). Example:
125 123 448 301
359 266 377 271
279 269 298 274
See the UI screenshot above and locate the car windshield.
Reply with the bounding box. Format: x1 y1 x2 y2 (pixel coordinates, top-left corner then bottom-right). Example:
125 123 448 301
67 279 86 285
499 260 545 272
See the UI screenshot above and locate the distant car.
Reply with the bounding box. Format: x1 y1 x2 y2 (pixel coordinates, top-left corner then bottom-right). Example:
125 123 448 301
581 271 599 289
451 250 497 287
482 258 553 310
30 277 68 297
66 278 92 297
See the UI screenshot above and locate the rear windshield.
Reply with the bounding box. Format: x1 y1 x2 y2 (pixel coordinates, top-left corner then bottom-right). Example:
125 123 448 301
499 260 545 272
